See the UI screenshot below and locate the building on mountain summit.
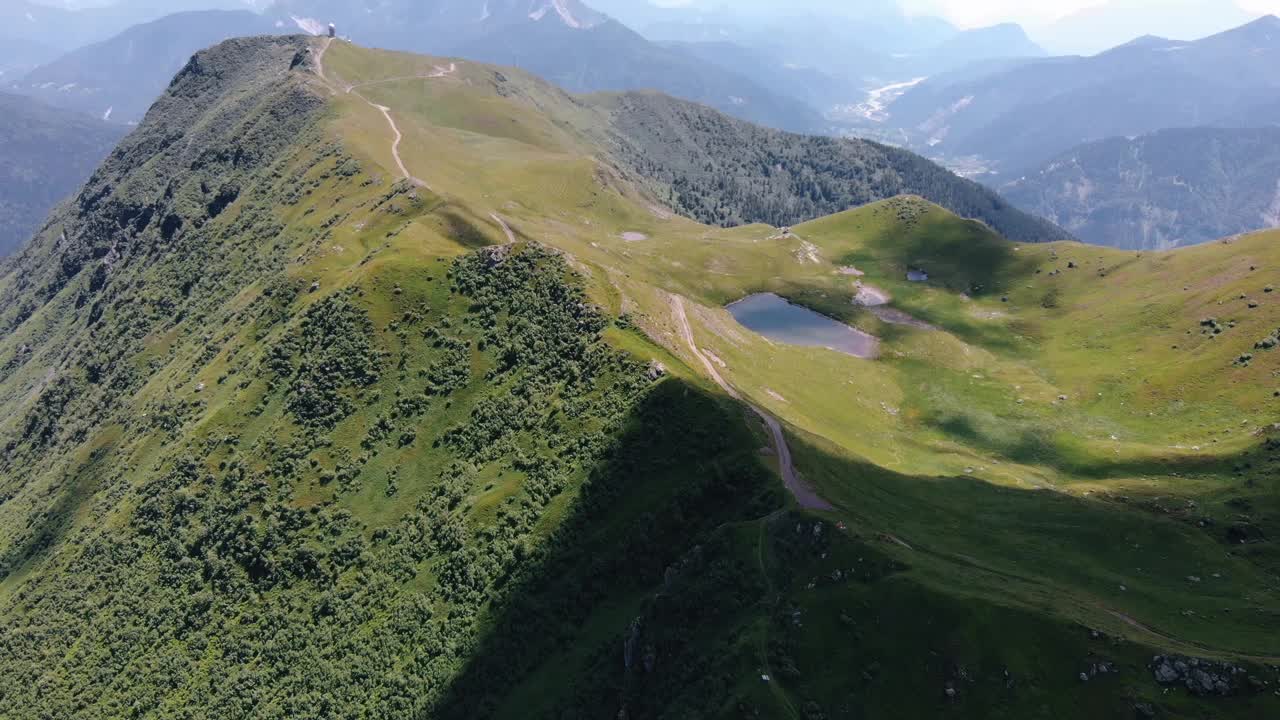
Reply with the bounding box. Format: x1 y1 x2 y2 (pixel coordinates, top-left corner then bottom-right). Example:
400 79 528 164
328 23 336 38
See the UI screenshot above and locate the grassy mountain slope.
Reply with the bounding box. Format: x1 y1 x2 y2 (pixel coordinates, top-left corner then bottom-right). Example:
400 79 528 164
0 35 1277 720
0 92 126 258
1003 126 1280 249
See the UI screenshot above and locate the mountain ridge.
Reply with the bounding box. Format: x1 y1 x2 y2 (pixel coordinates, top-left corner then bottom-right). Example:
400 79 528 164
0 33 1277 720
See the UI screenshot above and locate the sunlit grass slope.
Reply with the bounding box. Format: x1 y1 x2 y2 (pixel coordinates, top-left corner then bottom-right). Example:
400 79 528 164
321 31 1280 660
0 35 1274 720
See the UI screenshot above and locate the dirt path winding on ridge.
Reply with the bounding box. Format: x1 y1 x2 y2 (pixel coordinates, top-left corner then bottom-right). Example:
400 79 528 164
490 213 517 244
313 37 431 188
670 295 833 511
368 101 425 187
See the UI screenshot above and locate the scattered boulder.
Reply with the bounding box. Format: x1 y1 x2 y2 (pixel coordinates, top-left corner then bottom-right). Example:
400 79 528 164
645 361 667 381
1200 317 1225 336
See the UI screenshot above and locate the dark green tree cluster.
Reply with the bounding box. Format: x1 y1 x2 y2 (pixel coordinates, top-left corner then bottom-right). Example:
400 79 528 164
0 210 780 718
269 293 383 427
607 93 1070 243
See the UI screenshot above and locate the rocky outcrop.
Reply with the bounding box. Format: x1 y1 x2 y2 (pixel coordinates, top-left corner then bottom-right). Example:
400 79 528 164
1150 655 1266 696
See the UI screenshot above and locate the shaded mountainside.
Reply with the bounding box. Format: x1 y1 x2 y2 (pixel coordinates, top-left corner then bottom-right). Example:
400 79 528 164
13 10 281 123
602 92 1070 242
1004 127 1280 249
0 92 126 258
889 15 1280 174
0 35 1279 720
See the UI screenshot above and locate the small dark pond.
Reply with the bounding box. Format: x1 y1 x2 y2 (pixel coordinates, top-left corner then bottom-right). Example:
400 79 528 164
726 293 878 359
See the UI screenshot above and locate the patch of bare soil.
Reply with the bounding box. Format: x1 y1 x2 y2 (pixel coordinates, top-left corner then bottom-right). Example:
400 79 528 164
853 283 891 307
870 306 937 330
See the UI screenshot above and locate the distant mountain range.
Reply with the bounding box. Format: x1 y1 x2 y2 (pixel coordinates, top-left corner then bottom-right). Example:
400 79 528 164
886 16 1280 177
0 0 259 54
12 10 280 124
1003 126 1280 250
0 92 125 257
267 0 825 132
3 0 1058 138
615 3 1044 90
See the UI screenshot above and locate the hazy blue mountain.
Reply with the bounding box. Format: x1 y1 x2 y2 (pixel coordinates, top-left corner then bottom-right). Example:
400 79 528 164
0 91 125 257
660 41 856 111
268 0 827 132
912 23 1046 74
887 16 1280 176
0 34 59 81
14 10 280 123
1003 126 1280 250
0 0 259 53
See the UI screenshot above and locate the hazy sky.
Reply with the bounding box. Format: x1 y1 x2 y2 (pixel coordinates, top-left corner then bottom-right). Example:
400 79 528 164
653 0 1280 28
895 0 1278 28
